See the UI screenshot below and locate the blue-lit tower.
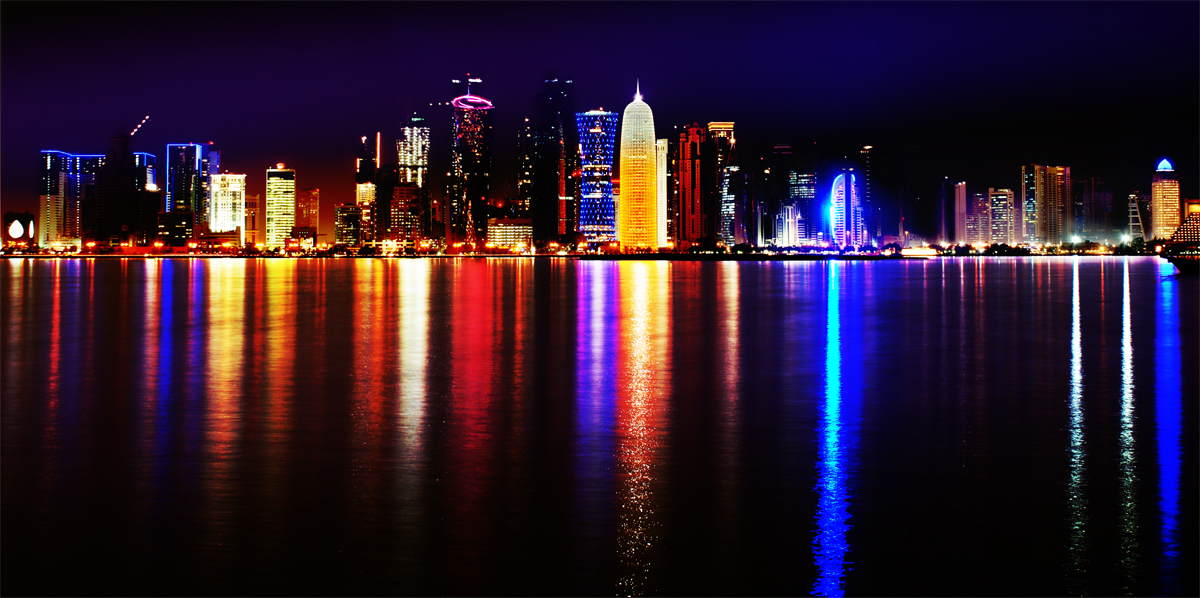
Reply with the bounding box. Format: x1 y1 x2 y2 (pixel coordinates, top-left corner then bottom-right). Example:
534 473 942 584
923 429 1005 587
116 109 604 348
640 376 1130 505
830 167 864 248
575 109 618 242
165 142 217 233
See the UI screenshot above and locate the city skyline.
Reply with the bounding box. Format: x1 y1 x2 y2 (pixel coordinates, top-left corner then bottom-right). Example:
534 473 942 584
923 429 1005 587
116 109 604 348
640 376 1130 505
2 2 1197 242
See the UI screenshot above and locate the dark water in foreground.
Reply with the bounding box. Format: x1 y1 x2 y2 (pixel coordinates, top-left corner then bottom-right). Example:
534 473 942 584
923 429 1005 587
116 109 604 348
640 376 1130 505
2 256 1196 596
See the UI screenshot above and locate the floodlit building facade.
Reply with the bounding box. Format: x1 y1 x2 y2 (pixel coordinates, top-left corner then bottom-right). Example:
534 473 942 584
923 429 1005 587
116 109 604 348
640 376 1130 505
954 181 968 244
295 188 320 230
656 138 669 248
830 168 864 247
450 93 494 243
575 110 618 243
208 173 246 244
1151 158 1180 240
265 164 295 247
486 217 533 249
988 188 1016 245
1023 164 1072 244
618 84 658 248
166 143 216 231
397 122 431 189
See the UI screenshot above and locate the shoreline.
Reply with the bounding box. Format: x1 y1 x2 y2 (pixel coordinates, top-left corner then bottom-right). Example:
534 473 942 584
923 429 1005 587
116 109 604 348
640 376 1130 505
1 253 1157 261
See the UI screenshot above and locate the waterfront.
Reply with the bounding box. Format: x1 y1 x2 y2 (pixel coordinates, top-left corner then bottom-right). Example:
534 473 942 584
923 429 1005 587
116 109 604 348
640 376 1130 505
2 256 1196 595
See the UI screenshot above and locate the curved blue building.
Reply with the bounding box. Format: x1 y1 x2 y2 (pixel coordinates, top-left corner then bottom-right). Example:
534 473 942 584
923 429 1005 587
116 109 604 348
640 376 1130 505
575 110 618 242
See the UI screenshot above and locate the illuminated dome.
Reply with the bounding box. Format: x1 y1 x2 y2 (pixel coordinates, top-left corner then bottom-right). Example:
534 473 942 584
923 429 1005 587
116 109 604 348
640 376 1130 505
8 220 24 239
618 83 658 248
1157 158 1174 171
451 94 494 110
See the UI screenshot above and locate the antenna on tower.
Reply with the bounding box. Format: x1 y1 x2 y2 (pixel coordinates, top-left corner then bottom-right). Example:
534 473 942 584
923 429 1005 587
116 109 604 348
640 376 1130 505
130 115 151 137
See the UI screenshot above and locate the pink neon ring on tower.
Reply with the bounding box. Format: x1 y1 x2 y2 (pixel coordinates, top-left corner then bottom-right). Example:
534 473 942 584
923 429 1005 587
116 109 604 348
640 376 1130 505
451 94 494 110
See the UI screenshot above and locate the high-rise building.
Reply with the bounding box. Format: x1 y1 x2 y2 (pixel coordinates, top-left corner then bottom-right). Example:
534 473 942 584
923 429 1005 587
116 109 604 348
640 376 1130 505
618 84 658 249
575 109 618 243
1150 158 1180 240
1076 177 1112 238
708 122 735 243
450 91 493 244
656 139 669 248
165 143 215 232
954 181 968 244
517 118 536 214
861 145 876 239
38 151 71 246
208 173 246 244
356 134 378 243
968 192 989 245
988 188 1016 245
677 124 707 244
92 131 145 244
335 204 361 245
535 75 580 238
1022 164 1072 244
295 188 320 230
265 164 296 247
245 193 261 244
397 118 430 189
830 166 864 247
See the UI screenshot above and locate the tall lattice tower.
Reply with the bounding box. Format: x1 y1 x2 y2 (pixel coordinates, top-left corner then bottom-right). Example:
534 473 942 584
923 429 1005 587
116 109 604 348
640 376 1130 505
1127 194 1145 241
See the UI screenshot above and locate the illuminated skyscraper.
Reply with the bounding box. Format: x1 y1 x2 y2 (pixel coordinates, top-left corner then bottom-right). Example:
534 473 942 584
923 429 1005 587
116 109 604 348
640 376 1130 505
1022 164 1071 244
988 188 1016 245
830 167 863 247
708 122 735 243
1151 158 1180 240
245 193 261 244
357 134 379 243
618 83 658 248
656 139 668 247
295 188 320 230
575 109 618 242
517 118 536 213
397 117 430 189
165 143 215 232
265 164 295 247
335 204 360 245
677 124 707 244
968 192 989 244
450 91 493 244
954 181 968 244
208 173 246 244
861 145 876 238
38 151 71 246
535 74 580 238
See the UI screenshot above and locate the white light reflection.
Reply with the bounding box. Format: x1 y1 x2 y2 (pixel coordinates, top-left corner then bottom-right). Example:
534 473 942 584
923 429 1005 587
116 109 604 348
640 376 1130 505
1118 258 1139 589
395 260 430 566
1066 257 1088 592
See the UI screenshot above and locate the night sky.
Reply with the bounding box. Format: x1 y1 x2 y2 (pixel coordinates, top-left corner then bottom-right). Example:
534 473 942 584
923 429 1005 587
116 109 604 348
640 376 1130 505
3 1 1196 238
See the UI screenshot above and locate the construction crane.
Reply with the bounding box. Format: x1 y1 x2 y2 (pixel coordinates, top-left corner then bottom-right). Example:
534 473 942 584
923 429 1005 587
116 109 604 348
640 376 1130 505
130 115 150 137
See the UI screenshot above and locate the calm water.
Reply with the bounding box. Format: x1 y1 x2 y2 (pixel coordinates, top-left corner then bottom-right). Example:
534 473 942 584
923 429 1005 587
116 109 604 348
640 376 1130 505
2 256 1196 596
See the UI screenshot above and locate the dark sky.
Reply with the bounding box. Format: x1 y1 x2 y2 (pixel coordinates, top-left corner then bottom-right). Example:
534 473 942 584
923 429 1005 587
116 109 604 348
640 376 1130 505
3 1 1196 238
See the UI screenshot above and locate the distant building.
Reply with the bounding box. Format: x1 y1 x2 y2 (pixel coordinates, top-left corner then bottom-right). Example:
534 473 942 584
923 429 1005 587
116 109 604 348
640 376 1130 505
967 192 989 245
534 75 579 238
356 134 378 243
209 174 246 245
1022 164 1072 244
575 109 618 243
157 210 194 247
988 188 1016 245
389 182 423 248
265 164 296 247
1170 199 1200 242
1076 178 1112 238
954 182 968 244
486 217 533 249
618 84 659 249
295 188 320 230
677 124 707 244
831 166 864 248
165 143 216 233
245 193 261 244
335 204 361 245
708 122 735 243
38 151 71 246
1151 158 1180 240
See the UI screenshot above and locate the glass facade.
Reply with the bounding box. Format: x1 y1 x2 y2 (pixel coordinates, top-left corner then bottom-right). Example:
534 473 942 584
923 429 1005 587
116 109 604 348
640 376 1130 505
265 165 295 247
1151 159 1180 240
988 188 1015 245
575 110 618 242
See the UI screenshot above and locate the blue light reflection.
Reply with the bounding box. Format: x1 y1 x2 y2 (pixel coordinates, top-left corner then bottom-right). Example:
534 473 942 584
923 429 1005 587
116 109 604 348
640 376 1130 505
1155 261 1181 593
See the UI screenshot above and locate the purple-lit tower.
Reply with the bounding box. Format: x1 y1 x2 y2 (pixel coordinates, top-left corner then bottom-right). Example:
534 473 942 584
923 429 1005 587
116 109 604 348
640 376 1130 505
575 110 618 242
449 92 493 245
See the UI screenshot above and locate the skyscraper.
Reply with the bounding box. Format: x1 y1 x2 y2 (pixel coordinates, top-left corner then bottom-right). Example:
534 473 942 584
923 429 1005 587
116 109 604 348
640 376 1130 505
1077 177 1112 238
861 145 876 239
575 109 618 243
618 84 658 249
450 91 493 244
356 134 378 244
38 151 71 246
245 193 261 244
1150 158 1180 240
295 188 320 230
677 124 707 244
988 188 1016 245
265 164 295 247
208 173 246 244
830 167 863 248
656 138 669 248
534 74 580 238
1021 164 1072 244
954 181 968 244
708 122 735 243
968 192 989 245
397 116 430 189
165 143 214 230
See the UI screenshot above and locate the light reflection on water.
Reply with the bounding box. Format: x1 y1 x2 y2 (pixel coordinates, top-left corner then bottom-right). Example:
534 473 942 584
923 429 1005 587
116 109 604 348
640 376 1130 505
0 256 1195 596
